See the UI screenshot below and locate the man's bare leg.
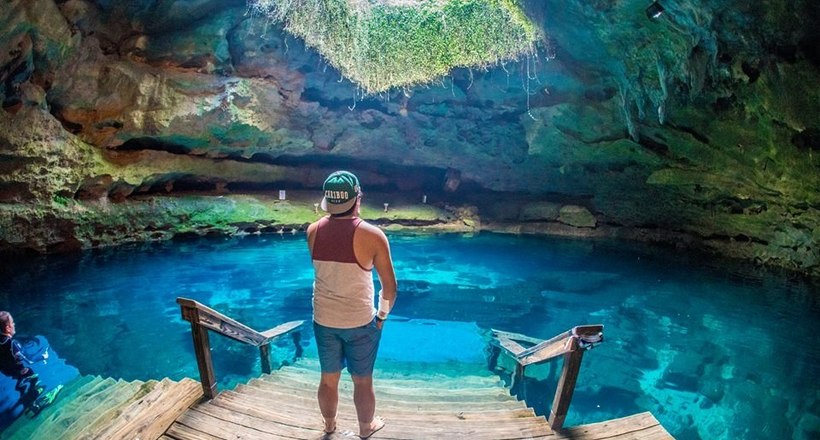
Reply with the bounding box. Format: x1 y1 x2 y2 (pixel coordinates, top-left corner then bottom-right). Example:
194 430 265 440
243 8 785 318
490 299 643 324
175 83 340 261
351 374 385 438
318 372 341 433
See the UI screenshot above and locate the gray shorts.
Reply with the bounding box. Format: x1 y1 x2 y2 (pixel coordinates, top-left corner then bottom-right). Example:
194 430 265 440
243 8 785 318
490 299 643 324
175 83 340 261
313 318 382 376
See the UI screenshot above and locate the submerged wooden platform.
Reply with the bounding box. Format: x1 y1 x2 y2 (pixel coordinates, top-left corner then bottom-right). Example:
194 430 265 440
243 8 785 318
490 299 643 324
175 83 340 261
0 375 201 440
1 360 673 439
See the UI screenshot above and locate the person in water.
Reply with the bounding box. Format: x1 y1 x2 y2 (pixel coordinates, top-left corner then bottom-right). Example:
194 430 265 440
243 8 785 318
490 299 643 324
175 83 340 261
306 171 398 439
0 311 47 410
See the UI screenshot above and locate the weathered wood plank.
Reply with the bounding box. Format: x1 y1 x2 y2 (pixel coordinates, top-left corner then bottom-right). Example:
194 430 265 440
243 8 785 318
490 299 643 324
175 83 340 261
554 412 673 440
164 421 227 440
75 380 161 440
240 381 527 412
213 390 548 432
27 377 119 440
548 341 583 430
518 337 573 366
194 397 551 440
178 297 267 347
258 374 516 402
96 378 202 440
177 298 304 348
260 320 304 340
274 367 504 390
219 388 537 422
490 329 544 345
496 336 529 357
59 379 146 440
181 404 321 438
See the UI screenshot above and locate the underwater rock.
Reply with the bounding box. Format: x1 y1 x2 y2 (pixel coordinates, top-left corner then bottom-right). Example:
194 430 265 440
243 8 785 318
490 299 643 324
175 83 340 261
797 413 820 440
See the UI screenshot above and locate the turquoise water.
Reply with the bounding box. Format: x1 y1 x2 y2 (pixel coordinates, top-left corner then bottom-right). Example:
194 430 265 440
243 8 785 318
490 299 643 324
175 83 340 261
1 232 818 439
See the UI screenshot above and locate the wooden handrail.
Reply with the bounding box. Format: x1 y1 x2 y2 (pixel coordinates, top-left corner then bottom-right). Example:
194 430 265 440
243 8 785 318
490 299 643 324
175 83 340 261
177 297 305 399
488 324 604 430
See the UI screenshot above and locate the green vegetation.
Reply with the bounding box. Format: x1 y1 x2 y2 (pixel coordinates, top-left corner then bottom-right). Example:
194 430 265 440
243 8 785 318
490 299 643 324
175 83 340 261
251 0 538 93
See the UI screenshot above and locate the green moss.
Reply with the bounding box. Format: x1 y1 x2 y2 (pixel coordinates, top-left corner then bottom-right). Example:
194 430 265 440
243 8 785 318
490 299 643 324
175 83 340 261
252 0 538 93
52 195 71 207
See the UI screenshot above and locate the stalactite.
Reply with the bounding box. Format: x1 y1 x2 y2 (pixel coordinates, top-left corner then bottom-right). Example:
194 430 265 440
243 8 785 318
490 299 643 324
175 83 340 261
618 78 639 142
657 59 668 125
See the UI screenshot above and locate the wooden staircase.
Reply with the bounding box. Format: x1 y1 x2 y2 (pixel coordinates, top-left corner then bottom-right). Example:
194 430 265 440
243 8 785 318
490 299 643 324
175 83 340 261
0 359 672 440
0 375 201 440
164 359 673 440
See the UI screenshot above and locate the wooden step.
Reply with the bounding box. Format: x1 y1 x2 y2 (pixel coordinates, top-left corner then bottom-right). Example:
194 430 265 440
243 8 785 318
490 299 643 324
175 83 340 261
275 366 505 391
170 390 550 440
219 389 537 421
0 376 201 440
259 374 515 402
240 381 526 412
93 377 202 440
0 375 98 440
272 369 503 393
46 379 146 440
286 358 501 387
554 412 674 440
210 393 549 440
71 380 156 440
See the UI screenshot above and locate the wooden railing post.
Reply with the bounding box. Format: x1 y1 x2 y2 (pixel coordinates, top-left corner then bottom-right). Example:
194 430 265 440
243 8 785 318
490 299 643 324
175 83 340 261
488 324 603 432
260 344 272 374
183 305 217 399
548 338 584 430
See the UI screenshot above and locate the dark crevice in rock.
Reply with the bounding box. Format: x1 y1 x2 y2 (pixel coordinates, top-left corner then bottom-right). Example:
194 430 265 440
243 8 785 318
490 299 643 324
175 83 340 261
637 136 671 158
583 87 617 103
301 88 389 113
94 119 124 130
133 175 222 195
49 102 83 133
0 182 35 202
117 137 191 154
0 154 36 174
245 153 450 193
791 128 820 151
669 123 711 145
706 233 769 246
713 95 737 113
741 62 761 83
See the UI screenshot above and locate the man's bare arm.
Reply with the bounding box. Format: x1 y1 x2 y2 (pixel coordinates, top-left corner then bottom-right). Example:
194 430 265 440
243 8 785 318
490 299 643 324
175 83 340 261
368 227 397 315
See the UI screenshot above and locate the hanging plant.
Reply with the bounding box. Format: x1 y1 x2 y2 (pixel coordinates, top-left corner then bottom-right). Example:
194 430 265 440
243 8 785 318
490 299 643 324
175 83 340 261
250 0 539 94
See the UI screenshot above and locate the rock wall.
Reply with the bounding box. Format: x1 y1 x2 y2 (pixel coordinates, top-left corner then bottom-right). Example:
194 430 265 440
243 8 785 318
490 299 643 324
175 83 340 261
0 0 818 276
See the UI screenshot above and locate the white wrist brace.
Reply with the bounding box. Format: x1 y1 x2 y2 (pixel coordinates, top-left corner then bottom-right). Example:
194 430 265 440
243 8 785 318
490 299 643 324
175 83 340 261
377 292 392 318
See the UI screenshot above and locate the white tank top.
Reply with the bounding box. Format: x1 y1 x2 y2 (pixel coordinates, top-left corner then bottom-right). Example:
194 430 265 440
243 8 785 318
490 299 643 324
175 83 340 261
311 217 376 328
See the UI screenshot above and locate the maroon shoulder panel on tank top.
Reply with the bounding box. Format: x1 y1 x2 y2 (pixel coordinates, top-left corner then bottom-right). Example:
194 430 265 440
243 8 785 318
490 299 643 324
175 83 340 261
312 217 363 264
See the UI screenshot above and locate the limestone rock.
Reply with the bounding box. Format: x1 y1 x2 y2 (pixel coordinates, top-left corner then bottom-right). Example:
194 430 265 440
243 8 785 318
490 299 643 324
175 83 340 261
557 205 597 228
519 202 560 222
0 0 818 275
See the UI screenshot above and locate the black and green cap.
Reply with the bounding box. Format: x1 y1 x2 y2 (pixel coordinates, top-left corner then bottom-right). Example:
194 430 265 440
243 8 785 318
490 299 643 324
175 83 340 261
320 171 361 214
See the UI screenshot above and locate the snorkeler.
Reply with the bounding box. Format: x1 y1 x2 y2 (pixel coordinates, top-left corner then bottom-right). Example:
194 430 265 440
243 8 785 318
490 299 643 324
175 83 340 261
0 311 57 416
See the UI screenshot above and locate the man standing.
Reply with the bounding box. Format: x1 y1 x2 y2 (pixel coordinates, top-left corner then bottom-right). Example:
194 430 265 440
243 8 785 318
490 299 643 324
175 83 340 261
306 171 398 439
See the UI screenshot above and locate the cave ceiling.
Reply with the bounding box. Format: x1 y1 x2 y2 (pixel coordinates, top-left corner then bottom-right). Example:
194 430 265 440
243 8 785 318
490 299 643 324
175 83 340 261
0 0 818 274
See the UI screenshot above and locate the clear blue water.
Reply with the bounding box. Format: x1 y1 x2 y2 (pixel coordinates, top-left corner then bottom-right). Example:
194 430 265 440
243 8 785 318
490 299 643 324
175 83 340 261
1 232 818 439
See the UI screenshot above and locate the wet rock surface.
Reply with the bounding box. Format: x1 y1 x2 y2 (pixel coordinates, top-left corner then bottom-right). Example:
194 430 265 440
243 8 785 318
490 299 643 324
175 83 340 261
0 0 818 276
